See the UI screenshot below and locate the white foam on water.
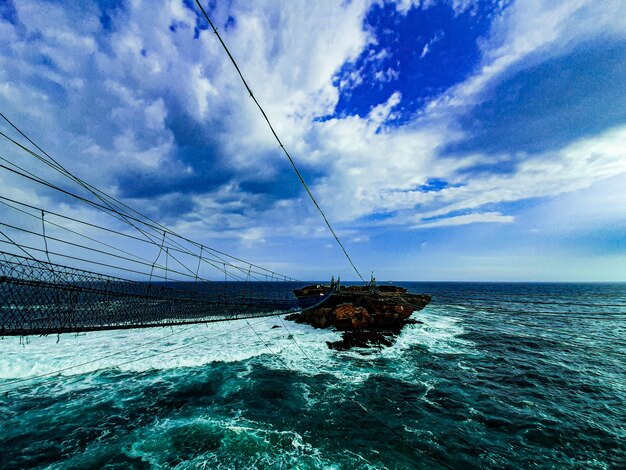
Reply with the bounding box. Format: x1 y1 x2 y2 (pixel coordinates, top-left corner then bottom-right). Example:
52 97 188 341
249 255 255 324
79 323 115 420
401 307 474 354
391 307 478 388
112 415 378 470
335 307 475 383
0 317 283 380
252 307 476 390
0 305 473 388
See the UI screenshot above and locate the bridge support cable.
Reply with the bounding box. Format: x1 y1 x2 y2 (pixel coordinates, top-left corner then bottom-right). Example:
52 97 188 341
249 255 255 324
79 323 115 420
0 117 210 262
0 198 199 277
0 130 304 285
0 127 172 254
193 0 366 284
0 154 292 283
0 116 300 284
0 17 343 338
0 223 211 283
0 116 310 335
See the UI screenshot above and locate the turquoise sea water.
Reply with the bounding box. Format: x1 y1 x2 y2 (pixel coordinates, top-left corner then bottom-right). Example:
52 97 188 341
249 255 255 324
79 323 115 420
1 282 625 469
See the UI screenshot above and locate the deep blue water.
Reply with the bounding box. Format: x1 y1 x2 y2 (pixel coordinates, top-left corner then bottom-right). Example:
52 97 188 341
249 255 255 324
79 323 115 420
1 282 625 468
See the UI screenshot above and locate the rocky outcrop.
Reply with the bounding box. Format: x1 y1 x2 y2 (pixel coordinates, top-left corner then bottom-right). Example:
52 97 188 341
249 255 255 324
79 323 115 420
286 284 431 332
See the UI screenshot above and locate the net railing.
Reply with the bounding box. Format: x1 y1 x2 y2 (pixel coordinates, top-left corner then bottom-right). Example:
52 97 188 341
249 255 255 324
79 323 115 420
0 251 305 336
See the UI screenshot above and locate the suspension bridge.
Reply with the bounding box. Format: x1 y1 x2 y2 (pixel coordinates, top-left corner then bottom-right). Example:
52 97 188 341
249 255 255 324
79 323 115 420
0 3 363 338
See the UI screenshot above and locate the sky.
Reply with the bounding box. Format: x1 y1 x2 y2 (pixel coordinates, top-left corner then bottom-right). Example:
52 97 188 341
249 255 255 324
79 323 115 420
1 0 626 281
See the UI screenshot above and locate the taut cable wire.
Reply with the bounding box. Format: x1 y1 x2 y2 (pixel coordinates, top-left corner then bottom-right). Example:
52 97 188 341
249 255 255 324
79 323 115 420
194 0 366 284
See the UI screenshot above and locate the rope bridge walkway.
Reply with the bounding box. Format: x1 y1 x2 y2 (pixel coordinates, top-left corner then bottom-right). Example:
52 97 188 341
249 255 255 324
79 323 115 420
0 251 305 336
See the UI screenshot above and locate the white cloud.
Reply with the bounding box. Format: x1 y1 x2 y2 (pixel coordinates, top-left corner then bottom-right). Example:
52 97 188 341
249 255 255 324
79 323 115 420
420 30 444 58
369 92 402 126
415 212 514 228
419 124 626 220
392 0 485 16
373 67 400 82
0 0 373 190
190 64 218 119
144 99 167 131
427 0 626 114
301 0 626 233
520 173 626 235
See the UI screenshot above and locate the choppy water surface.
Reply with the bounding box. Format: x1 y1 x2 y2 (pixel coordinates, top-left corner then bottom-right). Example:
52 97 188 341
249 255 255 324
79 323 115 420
1 283 625 469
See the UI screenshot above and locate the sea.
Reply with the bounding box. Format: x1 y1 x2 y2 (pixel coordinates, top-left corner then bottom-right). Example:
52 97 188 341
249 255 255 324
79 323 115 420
1 282 624 469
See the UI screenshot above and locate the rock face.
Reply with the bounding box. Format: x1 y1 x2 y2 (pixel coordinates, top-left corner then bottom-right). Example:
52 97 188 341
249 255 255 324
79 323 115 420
334 304 372 330
286 284 431 332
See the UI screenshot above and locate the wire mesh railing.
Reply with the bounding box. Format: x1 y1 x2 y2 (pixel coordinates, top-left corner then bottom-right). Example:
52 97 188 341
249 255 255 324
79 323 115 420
0 251 305 336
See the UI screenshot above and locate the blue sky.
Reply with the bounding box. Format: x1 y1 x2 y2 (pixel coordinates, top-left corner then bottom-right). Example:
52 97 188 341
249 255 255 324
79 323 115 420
1 0 626 281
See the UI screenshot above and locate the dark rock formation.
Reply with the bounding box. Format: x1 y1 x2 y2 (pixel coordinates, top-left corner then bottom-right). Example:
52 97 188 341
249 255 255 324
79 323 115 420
286 284 431 349
326 330 398 350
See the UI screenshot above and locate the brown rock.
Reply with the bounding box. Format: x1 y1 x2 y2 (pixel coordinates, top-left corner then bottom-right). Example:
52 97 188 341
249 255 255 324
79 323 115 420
333 304 372 330
334 303 356 321
350 306 372 329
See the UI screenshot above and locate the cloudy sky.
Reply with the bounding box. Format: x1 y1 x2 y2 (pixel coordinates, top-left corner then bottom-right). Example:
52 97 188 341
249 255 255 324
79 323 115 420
1 0 626 281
